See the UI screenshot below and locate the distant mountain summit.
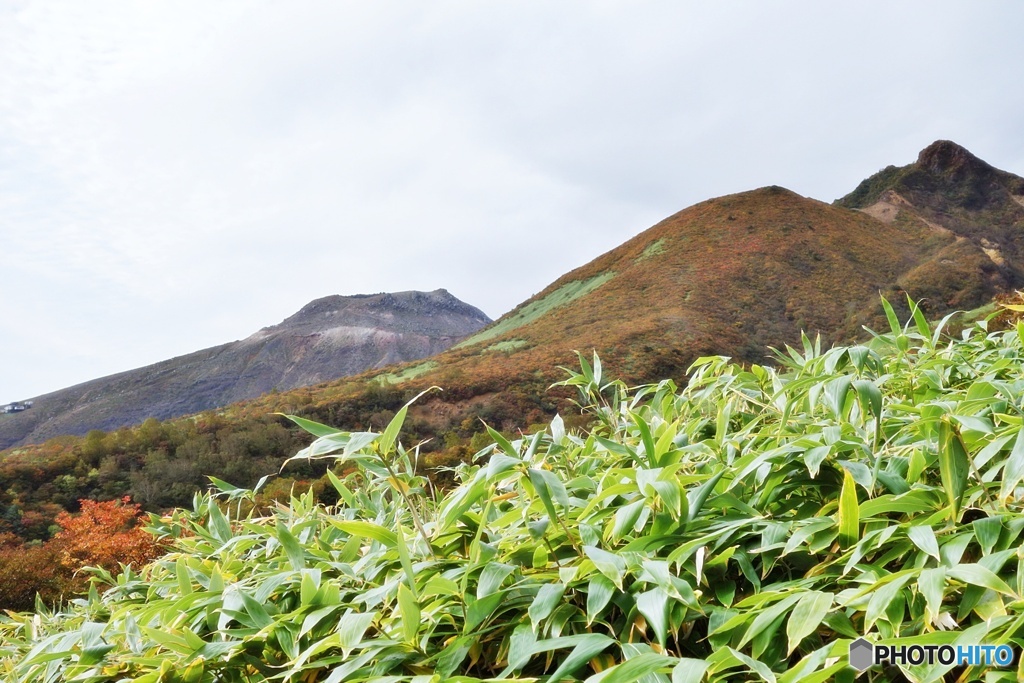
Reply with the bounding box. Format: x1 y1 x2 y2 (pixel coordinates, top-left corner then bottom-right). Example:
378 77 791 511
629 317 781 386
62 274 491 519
839 140 1024 218
0 289 490 449
918 139 997 176
426 177 999 386
836 140 1024 308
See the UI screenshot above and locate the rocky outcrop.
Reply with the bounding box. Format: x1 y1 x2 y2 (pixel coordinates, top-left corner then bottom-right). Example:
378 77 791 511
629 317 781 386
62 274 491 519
836 141 1024 307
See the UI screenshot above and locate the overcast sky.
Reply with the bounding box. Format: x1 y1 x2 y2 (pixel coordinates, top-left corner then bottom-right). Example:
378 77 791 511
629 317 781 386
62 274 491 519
1 1 1023 403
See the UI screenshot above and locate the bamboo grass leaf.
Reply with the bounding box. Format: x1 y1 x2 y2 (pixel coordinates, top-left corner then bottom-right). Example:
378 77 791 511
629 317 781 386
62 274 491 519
635 588 670 646
528 467 570 535
803 445 830 478
380 386 441 457
972 516 1003 556
585 546 627 590
485 423 519 458
737 594 802 650
336 611 375 652
299 605 340 640
908 296 931 338
586 652 676 683
276 522 306 571
278 413 346 439
528 583 566 630
537 634 616 682
395 523 418 599
379 405 408 457
938 419 970 521
506 623 537 671
825 376 853 419
206 476 243 495
999 429 1024 500
686 469 725 522
397 582 420 644
477 562 516 599
918 567 946 622
206 498 232 544
632 412 658 467
786 591 833 655
649 477 684 519
881 296 902 336
865 573 914 630
435 635 474 677
329 520 398 547
609 499 645 542
947 564 1015 596
587 574 616 624
852 379 882 423
907 525 941 561
672 658 711 683
837 468 859 549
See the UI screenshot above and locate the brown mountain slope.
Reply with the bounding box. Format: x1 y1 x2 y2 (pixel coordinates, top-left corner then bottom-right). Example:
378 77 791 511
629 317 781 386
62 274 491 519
448 185 957 370
0 289 490 450
250 143 1024 437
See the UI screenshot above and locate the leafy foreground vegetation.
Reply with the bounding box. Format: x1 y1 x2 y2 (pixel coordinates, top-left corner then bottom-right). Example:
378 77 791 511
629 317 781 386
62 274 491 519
6 302 1024 682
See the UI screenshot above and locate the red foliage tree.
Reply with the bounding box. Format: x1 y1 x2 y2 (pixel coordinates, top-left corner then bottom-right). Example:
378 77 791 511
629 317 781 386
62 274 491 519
0 498 166 611
52 497 164 582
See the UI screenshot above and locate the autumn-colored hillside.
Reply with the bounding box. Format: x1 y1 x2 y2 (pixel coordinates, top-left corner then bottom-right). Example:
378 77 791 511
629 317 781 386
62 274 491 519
1 140 1022 577
245 144 1024 426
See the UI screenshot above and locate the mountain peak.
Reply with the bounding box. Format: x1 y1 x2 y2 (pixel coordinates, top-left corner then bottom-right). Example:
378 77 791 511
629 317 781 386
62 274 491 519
284 290 489 330
836 140 1024 212
916 140 991 176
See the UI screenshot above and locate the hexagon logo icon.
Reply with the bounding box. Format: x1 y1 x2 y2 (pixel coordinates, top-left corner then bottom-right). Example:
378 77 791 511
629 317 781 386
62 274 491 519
849 637 874 671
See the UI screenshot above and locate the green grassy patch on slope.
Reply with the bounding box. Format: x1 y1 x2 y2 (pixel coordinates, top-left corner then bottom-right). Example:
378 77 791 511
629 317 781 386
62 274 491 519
375 360 439 384
483 339 530 352
636 237 666 262
455 272 616 348
834 164 909 208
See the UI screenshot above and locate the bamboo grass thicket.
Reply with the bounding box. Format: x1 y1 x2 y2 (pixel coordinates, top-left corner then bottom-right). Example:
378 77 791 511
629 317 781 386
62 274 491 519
3 299 1024 682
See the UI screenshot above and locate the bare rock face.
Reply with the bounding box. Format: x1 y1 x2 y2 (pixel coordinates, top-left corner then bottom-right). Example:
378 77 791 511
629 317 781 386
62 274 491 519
916 140 988 176
0 289 490 448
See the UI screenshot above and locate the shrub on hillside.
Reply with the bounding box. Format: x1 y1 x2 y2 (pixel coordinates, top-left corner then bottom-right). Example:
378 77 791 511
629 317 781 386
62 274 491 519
51 497 164 583
0 497 163 611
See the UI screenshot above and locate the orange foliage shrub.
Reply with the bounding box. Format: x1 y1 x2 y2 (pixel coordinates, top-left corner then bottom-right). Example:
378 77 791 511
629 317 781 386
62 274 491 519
51 497 164 588
0 498 165 611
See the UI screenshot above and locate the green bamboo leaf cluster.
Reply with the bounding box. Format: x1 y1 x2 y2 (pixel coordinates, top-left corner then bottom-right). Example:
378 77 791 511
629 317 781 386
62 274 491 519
4 300 1024 681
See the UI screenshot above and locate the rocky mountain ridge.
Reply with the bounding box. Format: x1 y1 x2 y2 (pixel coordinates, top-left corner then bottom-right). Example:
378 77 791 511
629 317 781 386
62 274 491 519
835 140 1024 311
0 289 490 449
